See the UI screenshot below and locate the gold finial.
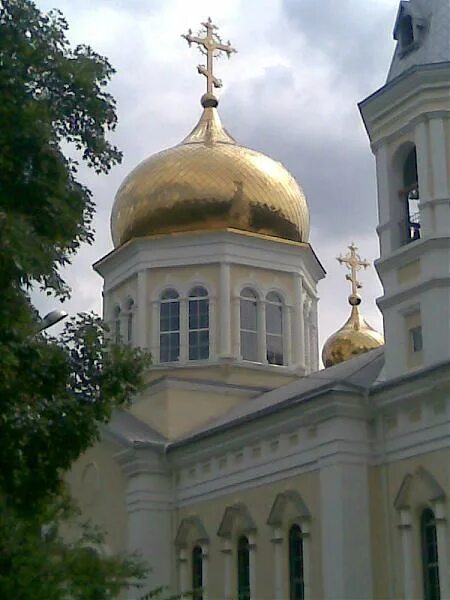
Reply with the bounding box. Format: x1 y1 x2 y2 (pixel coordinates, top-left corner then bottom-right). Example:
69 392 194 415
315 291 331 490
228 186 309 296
182 17 237 106
337 242 371 305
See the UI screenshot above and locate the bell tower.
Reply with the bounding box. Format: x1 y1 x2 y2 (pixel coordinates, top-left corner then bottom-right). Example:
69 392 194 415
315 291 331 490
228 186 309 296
360 0 450 379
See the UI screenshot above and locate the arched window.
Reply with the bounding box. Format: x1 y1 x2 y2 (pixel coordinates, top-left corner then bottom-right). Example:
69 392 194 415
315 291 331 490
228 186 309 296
421 508 440 600
188 286 209 360
240 288 258 362
113 306 121 343
266 292 284 365
289 525 304 600
159 289 180 362
126 298 134 344
192 545 203 600
399 146 420 244
237 535 250 600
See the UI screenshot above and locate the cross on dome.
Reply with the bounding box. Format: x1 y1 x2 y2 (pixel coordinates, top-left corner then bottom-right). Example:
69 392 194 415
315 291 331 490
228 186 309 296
337 242 370 303
182 17 237 99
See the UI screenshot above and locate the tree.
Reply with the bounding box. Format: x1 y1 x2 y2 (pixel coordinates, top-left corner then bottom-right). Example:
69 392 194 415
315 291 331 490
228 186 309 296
0 1 154 597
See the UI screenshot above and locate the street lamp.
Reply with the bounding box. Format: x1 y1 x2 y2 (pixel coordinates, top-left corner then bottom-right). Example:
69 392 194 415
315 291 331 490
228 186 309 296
37 309 68 333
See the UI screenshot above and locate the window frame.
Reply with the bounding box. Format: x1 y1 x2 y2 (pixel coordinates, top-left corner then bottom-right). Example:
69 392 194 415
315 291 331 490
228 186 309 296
421 508 440 600
188 286 210 361
125 298 135 344
265 291 284 366
237 535 251 600
240 287 259 362
113 305 121 344
159 288 181 363
192 545 203 600
288 524 305 600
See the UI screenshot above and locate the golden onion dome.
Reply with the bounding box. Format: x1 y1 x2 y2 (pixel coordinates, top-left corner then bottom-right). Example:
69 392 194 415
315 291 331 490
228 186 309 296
111 94 310 247
322 243 384 368
322 297 384 368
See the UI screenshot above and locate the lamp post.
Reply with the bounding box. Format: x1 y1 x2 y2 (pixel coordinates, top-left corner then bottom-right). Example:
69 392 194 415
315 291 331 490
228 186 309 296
37 310 68 333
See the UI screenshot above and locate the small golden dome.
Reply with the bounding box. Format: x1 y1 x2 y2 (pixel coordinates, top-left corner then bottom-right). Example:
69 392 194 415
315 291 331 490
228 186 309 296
322 243 384 368
111 99 310 247
322 302 384 368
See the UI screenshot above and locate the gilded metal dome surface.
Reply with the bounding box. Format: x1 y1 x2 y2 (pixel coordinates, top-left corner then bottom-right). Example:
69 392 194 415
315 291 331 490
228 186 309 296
322 303 384 368
322 243 384 368
111 102 310 247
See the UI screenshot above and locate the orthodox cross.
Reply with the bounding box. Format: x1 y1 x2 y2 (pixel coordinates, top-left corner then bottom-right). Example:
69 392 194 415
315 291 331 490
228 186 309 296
337 242 370 297
182 17 237 95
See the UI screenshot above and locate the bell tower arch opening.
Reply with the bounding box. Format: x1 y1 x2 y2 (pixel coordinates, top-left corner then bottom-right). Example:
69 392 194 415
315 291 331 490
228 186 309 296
392 143 420 247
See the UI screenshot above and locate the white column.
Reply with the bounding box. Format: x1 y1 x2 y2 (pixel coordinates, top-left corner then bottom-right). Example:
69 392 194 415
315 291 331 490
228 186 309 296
434 501 449 600
302 521 312 600
222 541 232 600
271 528 284 600
119 449 172 599
150 299 159 363
209 296 217 360
398 509 414 600
180 297 188 361
429 117 450 237
258 300 267 363
219 262 232 358
429 118 449 200
303 305 310 374
283 306 292 366
202 545 209 600
249 534 256 600
320 458 373 599
137 270 148 348
292 273 305 369
232 296 241 358
415 118 433 236
178 548 188 594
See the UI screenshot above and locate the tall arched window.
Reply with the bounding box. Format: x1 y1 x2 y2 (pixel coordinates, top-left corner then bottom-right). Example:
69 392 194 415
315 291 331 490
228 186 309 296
400 146 420 244
289 525 304 600
237 535 250 600
126 298 134 344
266 292 284 365
188 286 209 360
240 288 258 362
192 545 203 600
159 289 180 362
421 508 440 600
113 306 121 343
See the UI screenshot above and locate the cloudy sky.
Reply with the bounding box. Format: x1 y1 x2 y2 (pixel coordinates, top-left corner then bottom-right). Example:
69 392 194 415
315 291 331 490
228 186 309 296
34 0 400 359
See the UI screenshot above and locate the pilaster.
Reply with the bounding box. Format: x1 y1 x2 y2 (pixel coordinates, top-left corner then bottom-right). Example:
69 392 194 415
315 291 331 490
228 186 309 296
115 447 172 598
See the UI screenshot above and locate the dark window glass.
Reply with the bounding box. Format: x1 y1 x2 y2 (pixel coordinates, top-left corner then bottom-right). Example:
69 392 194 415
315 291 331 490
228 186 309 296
237 536 250 600
126 299 134 344
192 545 203 600
410 326 423 353
160 289 180 362
189 287 209 360
421 509 440 600
113 306 121 343
240 288 258 362
289 525 304 600
266 293 284 365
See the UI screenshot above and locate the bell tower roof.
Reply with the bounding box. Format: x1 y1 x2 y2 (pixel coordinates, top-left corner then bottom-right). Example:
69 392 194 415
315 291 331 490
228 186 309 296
388 0 450 82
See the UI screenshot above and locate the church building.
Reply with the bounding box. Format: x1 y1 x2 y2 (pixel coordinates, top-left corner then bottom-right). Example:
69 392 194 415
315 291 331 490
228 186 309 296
69 2 450 598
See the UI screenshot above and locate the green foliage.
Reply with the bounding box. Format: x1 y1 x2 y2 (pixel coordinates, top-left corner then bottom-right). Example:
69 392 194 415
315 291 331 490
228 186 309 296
0 1 158 598
0 493 146 599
